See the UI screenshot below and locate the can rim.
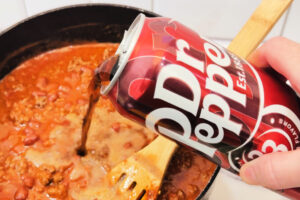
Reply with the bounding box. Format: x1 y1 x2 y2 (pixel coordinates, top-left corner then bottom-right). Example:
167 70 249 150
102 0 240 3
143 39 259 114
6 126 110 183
101 13 146 95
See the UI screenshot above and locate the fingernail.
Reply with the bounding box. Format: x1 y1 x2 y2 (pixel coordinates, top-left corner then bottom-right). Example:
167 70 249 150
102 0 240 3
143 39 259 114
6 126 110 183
240 164 257 185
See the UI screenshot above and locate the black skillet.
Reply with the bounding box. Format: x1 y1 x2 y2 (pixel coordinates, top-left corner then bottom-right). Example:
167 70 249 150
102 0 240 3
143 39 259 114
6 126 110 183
0 4 220 199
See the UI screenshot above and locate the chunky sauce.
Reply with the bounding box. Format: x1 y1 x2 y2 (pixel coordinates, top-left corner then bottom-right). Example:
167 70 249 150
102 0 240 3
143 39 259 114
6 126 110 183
0 43 216 200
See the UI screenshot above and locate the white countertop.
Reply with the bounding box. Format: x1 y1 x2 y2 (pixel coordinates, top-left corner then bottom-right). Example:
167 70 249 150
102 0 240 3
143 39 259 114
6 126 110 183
209 169 289 200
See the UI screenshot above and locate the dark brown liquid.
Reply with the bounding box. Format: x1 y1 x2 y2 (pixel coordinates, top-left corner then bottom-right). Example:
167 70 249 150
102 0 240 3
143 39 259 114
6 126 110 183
76 73 101 156
77 55 119 156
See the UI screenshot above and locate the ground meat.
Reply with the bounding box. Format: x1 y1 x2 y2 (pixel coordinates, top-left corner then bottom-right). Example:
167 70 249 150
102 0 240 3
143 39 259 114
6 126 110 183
35 164 68 198
157 147 216 200
186 184 200 197
36 77 48 91
10 99 34 125
36 165 54 186
46 183 68 198
0 43 216 200
34 94 47 109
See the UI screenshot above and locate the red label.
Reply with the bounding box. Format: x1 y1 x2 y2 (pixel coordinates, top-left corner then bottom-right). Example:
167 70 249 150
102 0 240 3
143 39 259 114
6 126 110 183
109 16 300 174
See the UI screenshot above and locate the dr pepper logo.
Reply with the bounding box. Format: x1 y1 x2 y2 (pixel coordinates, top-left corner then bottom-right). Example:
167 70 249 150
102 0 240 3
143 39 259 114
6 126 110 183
118 18 300 171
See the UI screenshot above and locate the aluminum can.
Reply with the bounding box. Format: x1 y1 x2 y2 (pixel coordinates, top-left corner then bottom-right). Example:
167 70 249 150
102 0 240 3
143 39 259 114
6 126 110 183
100 14 300 199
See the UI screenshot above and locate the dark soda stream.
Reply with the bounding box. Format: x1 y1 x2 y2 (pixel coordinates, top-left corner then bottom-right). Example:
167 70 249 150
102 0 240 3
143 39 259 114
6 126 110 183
76 55 119 156
76 73 101 156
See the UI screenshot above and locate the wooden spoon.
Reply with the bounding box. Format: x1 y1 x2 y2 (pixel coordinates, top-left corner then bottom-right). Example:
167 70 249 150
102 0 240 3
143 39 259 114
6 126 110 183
107 135 177 199
107 0 292 199
228 0 293 58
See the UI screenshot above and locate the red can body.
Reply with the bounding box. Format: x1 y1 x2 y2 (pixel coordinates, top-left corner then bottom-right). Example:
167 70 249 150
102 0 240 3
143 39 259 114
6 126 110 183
100 14 300 199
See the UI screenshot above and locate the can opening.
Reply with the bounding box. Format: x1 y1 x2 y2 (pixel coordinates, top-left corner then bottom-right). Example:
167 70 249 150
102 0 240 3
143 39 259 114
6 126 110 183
100 13 146 95
96 54 120 86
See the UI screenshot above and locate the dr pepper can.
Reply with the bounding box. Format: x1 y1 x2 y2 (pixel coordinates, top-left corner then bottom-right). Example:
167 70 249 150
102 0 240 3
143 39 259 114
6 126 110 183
99 14 300 199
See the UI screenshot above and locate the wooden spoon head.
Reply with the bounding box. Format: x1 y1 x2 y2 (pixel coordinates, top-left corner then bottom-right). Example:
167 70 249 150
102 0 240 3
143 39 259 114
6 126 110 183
107 155 161 199
107 136 178 199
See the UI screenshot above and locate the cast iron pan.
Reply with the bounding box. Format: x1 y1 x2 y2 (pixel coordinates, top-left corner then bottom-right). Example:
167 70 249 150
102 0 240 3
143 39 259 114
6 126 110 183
0 4 220 199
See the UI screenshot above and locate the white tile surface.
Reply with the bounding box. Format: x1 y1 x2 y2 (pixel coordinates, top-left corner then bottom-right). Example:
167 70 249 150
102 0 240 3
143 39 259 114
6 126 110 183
0 0 27 32
24 0 92 16
213 39 231 48
90 0 152 11
209 170 290 200
283 0 300 43
153 0 286 40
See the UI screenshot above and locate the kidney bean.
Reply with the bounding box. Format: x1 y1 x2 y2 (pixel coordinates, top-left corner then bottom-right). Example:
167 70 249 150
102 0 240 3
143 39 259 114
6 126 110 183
111 122 120 133
23 134 39 146
48 93 58 102
123 142 133 149
14 186 28 200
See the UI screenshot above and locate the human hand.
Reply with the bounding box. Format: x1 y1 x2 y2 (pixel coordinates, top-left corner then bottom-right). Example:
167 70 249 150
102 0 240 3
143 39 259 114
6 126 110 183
240 37 300 190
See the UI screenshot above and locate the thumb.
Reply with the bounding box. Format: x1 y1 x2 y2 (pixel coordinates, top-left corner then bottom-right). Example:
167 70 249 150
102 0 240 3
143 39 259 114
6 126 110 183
240 149 300 190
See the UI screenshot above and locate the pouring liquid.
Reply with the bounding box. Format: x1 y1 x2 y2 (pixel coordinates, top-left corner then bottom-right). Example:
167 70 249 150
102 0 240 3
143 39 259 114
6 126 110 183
76 55 119 156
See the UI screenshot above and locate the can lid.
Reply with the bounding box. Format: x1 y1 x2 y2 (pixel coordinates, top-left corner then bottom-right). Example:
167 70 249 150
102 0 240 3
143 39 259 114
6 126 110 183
101 13 146 95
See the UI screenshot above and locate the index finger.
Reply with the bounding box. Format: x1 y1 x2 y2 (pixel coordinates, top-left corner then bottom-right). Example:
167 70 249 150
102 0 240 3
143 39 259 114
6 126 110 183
247 37 300 93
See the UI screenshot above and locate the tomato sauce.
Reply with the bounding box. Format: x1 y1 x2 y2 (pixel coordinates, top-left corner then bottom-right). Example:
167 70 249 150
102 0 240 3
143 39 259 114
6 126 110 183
0 43 216 200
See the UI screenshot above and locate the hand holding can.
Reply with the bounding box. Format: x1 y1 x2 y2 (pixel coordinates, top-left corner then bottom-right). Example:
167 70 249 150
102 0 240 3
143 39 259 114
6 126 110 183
98 14 300 199
240 37 300 191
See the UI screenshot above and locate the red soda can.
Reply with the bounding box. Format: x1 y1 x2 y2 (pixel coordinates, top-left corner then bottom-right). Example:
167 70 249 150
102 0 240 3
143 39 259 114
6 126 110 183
99 14 300 199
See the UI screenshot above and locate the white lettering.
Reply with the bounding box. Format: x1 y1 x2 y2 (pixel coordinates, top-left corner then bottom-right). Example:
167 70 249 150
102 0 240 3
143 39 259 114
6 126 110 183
195 123 222 144
262 140 288 153
199 94 243 137
237 80 246 90
204 42 231 67
206 64 246 106
146 107 191 138
146 107 217 157
176 39 205 73
154 64 200 116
